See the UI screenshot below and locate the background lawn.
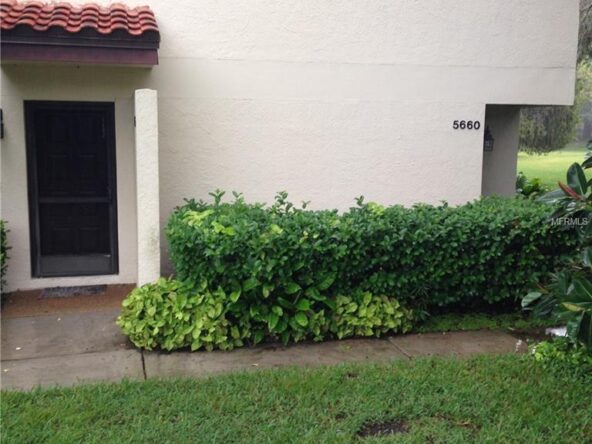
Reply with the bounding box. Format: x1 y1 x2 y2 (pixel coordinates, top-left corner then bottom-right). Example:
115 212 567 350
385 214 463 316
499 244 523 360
517 142 587 188
415 311 553 334
2 355 590 443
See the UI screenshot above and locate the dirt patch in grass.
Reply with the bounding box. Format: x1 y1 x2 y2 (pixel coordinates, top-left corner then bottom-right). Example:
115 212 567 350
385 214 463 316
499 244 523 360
357 419 409 438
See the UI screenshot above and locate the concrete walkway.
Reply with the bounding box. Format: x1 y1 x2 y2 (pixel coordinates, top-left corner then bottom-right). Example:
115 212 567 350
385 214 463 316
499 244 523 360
1 309 526 391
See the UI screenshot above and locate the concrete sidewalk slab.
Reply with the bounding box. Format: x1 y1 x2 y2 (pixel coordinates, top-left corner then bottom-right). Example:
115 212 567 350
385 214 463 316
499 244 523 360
388 330 525 357
1 349 143 391
0 308 527 391
144 338 408 379
1 309 130 361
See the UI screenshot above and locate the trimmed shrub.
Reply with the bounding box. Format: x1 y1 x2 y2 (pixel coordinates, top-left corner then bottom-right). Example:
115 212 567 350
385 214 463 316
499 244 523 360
117 277 413 351
119 192 577 352
167 193 577 311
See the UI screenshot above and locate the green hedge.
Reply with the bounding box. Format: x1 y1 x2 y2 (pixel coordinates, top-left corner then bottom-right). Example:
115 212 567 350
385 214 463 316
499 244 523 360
118 192 577 351
167 193 576 310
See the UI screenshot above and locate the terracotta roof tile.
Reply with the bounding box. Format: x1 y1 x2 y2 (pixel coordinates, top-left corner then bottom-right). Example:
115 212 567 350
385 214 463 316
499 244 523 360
0 0 158 36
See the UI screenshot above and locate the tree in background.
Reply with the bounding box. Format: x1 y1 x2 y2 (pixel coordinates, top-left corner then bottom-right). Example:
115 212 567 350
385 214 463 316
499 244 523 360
519 1 592 154
579 0 592 61
520 64 592 153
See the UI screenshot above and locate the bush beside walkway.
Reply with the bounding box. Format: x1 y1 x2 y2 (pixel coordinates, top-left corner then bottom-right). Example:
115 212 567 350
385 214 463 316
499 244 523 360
118 195 576 352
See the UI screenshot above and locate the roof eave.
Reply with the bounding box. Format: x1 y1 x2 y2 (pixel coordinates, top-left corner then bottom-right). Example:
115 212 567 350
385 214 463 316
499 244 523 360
1 42 158 66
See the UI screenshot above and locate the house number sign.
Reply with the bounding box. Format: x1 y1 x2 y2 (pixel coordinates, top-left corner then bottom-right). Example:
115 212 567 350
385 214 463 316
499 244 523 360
452 120 481 130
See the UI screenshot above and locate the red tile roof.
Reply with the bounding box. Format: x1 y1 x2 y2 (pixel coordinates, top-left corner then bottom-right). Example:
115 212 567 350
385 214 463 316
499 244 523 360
0 0 158 36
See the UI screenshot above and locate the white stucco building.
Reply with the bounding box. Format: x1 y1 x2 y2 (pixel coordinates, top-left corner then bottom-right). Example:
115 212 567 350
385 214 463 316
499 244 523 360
0 0 580 292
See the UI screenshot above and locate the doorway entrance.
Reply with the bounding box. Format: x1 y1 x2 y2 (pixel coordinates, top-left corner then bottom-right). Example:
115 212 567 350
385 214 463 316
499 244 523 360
25 101 118 277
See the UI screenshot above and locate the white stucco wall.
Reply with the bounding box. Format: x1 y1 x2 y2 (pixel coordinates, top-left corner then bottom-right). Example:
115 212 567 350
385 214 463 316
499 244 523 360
150 0 577 210
0 0 579 290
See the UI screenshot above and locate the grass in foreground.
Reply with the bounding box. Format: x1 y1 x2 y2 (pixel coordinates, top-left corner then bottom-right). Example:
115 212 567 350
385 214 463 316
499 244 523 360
517 142 586 188
2 355 590 443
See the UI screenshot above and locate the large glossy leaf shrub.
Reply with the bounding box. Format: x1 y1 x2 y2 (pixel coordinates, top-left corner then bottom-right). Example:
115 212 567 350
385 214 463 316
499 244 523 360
524 149 592 350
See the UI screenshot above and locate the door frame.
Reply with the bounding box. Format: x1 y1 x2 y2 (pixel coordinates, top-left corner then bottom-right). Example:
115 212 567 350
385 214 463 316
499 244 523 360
24 100 119 278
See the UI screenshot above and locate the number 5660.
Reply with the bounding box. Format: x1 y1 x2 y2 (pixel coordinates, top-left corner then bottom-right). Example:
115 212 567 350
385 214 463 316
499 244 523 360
453 120 480 130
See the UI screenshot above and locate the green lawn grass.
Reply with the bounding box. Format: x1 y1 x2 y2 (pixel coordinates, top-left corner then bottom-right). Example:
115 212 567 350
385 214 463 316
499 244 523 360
415 312 553 334
2 355 590 443
517 142 587 188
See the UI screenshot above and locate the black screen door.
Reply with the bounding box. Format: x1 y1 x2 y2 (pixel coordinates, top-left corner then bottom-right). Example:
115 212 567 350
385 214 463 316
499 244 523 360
25 101 118 277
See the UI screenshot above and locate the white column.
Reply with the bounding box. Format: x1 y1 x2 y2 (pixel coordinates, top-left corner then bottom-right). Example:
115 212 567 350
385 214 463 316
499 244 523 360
134 89 160 285
481 105 521 197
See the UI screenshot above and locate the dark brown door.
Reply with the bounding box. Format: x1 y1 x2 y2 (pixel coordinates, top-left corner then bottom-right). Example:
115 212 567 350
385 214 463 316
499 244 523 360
25 101 118 277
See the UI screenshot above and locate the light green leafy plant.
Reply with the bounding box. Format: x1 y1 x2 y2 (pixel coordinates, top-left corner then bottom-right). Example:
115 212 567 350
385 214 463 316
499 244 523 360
118 278 414 351
117 278 250 351
531 338 592 378
330 291 413 339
